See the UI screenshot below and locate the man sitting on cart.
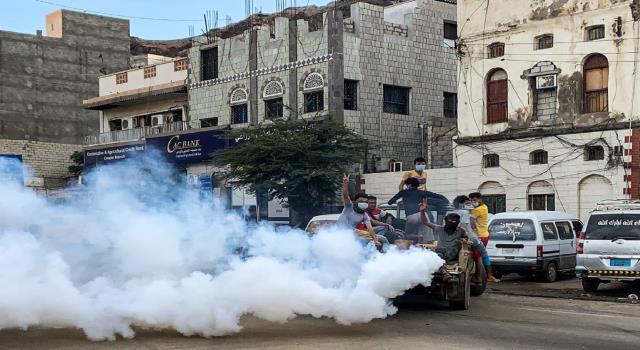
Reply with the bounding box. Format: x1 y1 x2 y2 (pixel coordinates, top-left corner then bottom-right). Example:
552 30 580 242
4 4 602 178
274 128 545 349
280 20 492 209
337 174 387 247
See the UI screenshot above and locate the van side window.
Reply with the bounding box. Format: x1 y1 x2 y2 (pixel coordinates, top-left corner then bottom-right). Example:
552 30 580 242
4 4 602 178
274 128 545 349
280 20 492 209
555 221 574 240
541 222 558 240
572 220 583 235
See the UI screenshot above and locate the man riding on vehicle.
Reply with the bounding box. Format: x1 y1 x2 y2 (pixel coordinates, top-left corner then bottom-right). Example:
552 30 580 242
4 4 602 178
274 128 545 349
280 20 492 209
337 174 386 248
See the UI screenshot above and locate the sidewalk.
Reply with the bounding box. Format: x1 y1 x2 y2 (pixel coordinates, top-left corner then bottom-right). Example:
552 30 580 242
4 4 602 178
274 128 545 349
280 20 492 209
488 275 640 304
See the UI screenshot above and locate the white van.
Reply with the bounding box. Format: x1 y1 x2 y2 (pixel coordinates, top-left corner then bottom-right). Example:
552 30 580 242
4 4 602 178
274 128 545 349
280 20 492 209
486 211 582 282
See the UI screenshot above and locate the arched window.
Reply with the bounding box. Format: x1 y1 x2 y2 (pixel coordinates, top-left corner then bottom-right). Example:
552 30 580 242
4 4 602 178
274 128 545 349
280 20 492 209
530 150 548 165
230 88 248 124
303 73 324 113
263 81 284 98
527 180 555 211
585 145 605 161
483 154 500 168
583 54 609 113
487 42 505 58
263 81 284 119
487 69 508 124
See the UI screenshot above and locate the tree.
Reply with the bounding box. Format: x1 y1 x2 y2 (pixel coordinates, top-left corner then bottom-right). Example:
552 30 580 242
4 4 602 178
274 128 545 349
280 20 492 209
217 118 367 226
68 151 84 176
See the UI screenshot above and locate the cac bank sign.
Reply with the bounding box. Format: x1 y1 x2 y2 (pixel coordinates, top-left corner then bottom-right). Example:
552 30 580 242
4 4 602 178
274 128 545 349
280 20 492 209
146 129 228 164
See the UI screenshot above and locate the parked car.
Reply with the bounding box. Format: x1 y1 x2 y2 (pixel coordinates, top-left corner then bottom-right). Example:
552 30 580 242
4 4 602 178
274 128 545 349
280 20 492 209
486 211 582 282
576 200 640 292
305 214 340 234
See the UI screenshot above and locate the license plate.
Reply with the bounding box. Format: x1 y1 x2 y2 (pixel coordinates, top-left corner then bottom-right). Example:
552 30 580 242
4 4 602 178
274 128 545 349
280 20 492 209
502 248 518 255
610 258 631 267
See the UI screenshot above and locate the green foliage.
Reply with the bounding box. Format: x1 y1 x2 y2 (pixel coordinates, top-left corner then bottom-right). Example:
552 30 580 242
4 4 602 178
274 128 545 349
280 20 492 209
68 151 84 175
217 119 366 218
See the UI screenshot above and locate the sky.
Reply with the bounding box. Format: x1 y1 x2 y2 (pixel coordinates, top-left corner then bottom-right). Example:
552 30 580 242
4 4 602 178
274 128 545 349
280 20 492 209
1 0 333 40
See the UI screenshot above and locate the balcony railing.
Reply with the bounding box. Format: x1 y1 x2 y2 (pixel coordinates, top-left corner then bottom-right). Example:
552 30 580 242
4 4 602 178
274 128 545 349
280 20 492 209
84 121 190 145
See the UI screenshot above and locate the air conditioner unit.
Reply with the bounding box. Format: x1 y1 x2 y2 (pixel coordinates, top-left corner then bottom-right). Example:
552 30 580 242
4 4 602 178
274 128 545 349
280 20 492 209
122 117 134 130
151 114 164 126
390 162 403 172
536 74 557 89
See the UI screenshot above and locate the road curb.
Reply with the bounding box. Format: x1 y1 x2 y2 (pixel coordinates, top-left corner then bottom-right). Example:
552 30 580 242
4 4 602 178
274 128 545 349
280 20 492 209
487 288 640 304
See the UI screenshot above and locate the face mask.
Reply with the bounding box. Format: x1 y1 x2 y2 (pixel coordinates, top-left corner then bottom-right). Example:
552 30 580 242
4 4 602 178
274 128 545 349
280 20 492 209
472 202 480 208
354 202 368 213
415 164 426 171
444 218 460 229
463 205 474 210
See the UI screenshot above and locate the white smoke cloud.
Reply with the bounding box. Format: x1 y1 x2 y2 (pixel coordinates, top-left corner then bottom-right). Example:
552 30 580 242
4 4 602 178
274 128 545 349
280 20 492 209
0 157 443 341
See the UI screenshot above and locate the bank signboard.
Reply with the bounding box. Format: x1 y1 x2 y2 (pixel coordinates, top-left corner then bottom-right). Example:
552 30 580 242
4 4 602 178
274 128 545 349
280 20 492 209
145 129 228 164
84 142 145 167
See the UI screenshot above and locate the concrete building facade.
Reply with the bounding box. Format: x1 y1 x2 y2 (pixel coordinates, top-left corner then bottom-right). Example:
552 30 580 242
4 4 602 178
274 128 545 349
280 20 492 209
187 0 458 173
0 10 130 189
455 0 640 221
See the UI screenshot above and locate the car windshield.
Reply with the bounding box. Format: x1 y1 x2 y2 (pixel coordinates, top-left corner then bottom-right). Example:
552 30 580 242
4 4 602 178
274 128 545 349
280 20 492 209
489 219 536 241
306 220 336 234
585 214 640 240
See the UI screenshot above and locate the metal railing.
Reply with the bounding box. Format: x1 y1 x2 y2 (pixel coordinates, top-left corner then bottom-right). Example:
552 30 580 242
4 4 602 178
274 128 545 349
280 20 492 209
84 121 190 145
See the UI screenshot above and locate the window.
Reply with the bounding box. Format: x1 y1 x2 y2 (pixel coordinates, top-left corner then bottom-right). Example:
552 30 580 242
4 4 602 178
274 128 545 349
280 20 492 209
585 145 605 161
583 54 609 113
529 194 555 211
108 118 122 131
535 34 554 50
587 25 605 41
303 73 324 114
265 98 283 119
344 79 358 111
174 59 188 72
444 21 457 40
443 92 457 118
263 81 284 99
231 104 248 124
488 42 505 58
489 219 536 241
586 214 640 240
484 194 506 214
200 117 218 128
383 85 410 115
115 72 127 84
555 221 575 240
614 145 624 156
483 154 500 168
304 91 324 113
486 69 508 123
540 222 559 240
143 66 156 79
201 47 219 81
530 150 548 165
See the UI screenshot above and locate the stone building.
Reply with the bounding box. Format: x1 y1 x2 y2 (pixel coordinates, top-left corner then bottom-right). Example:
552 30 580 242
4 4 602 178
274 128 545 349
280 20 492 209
453 0 640 220
0 10 130 190
187 0 458 173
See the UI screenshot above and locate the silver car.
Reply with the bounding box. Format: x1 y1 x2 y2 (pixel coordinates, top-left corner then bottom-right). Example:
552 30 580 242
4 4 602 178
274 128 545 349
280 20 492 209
576 202 640 292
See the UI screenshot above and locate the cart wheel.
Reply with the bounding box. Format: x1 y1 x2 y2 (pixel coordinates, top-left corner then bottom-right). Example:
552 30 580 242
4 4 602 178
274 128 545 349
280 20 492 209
450 272 471 310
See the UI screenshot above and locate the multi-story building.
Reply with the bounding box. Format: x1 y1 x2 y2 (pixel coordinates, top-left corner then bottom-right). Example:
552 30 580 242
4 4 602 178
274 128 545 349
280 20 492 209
454 0 640 220
0 10 130 190
82 54 189 153
187 0 458 174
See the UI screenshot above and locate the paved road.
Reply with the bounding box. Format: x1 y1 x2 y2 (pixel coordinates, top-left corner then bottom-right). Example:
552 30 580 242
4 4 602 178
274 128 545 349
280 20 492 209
1 293 639 350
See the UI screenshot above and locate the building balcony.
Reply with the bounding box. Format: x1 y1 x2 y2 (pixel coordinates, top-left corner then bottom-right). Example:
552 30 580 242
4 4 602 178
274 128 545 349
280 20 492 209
84 121 190 146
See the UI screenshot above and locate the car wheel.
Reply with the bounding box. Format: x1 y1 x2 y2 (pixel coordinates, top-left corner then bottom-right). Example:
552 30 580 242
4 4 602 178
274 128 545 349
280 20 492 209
542 262 558 283
581 278 601 292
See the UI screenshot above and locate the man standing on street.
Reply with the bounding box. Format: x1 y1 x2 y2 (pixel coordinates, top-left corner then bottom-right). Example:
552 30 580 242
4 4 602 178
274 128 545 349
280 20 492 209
398 157 428 191
469 192 490 247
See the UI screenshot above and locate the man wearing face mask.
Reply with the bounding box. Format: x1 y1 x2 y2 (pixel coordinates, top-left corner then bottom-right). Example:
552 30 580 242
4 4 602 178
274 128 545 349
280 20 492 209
469 192 490 247
337 174 382 247
419 209 468 262
398 157 428 191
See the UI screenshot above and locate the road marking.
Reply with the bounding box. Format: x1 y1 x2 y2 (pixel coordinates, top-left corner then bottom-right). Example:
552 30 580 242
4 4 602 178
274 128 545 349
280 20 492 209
516 307 640 319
